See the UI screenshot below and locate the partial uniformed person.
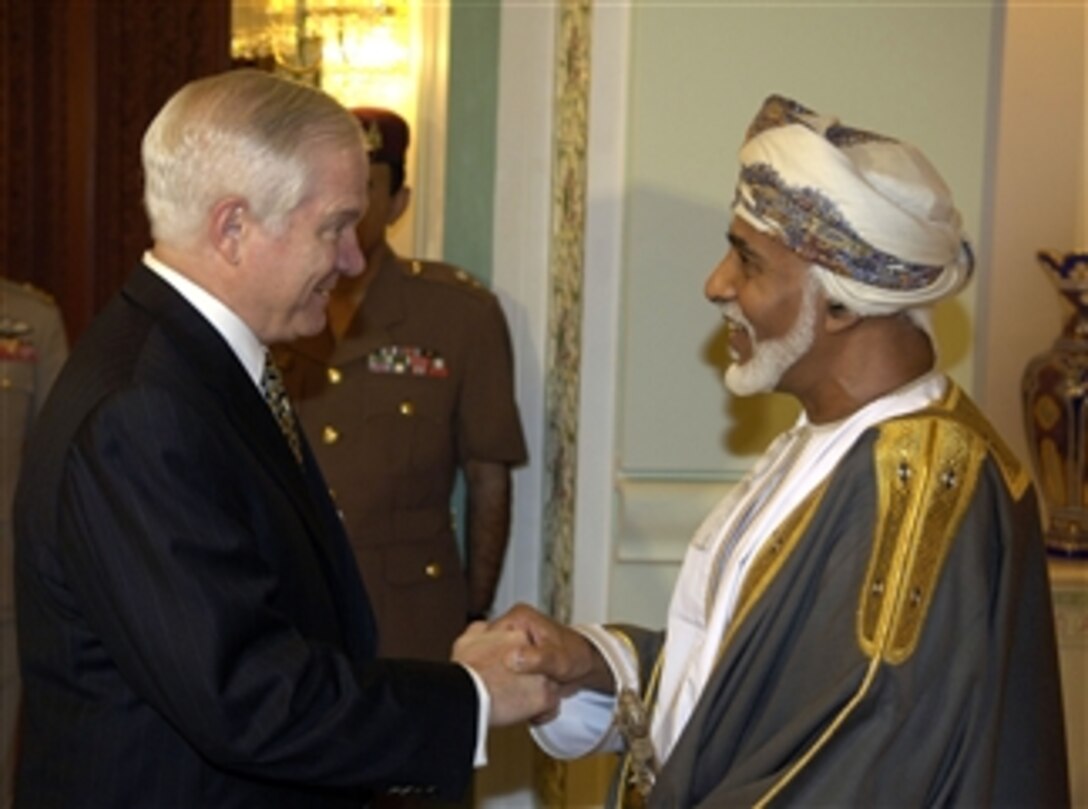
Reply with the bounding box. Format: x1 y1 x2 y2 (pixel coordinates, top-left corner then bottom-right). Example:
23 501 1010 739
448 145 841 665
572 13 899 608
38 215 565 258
276 108 527 676
1 277 67 806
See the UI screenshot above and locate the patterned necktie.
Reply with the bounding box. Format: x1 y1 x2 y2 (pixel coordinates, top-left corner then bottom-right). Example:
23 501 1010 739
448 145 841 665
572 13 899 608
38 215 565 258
260 353 303 464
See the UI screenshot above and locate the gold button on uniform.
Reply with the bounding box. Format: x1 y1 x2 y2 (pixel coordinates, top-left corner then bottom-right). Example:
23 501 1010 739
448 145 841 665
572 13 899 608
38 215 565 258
327 367 342 384
322 425 340 444
399 400 414 416
424 562 442 579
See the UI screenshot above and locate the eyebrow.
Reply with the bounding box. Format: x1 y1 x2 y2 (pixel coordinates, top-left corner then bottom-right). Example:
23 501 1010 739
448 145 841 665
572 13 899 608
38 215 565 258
325 208 362 229
727 231 758 261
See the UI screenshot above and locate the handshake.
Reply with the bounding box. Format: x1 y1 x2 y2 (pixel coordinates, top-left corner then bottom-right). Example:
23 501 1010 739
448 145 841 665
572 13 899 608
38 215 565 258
450 603 615 726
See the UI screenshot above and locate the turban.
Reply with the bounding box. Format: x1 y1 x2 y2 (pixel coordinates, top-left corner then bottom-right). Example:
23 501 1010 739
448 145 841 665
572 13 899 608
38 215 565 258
732 95 973 314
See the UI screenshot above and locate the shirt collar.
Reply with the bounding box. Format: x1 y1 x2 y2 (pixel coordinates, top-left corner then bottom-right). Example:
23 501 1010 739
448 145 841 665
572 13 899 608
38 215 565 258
143 250 266 388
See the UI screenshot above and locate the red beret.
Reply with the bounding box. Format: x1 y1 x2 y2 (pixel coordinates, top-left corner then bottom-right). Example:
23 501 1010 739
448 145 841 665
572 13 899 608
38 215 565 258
350 107 410 165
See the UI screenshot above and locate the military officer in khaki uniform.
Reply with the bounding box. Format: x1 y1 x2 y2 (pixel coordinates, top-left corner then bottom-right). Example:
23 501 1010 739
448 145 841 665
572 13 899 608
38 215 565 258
1 277 67 805
277 109 527 668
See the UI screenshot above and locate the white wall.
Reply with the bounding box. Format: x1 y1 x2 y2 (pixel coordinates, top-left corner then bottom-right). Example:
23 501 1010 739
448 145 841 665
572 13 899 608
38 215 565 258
979 12 1087 802
478 3 557 806
587 1 1002 631
979 1 1087 465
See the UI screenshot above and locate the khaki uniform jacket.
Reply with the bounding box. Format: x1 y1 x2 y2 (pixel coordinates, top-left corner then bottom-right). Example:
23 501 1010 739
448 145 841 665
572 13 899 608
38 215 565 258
1 279 67 580
278 251 527 661
1 278 67 803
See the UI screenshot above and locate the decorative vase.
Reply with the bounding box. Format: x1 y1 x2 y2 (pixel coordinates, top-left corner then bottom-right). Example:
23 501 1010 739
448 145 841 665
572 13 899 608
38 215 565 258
1022 250 1088 559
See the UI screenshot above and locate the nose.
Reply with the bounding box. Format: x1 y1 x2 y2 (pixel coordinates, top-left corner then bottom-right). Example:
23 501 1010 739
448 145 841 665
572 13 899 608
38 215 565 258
339 228 366 277
704 251 738 303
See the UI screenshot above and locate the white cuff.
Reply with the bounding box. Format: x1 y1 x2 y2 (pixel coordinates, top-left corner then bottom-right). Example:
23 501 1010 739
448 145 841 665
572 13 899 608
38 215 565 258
528 623 641 760
459 663 490 767
575 624 640 695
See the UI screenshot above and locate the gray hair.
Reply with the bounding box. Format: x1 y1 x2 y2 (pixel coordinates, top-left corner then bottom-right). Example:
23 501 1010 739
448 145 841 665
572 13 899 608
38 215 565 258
142 70 365 248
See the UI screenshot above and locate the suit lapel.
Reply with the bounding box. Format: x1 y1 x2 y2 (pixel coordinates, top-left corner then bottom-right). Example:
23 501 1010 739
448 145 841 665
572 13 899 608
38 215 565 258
122 266 375 654
123 268 313 508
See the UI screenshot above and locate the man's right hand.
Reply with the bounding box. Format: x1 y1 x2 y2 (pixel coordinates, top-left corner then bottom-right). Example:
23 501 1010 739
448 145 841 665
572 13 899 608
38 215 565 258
451 622 559 726
491 603 616 696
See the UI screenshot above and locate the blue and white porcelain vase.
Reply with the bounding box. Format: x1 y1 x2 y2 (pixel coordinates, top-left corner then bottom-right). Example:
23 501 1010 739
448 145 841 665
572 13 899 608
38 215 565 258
1022 250 1088 558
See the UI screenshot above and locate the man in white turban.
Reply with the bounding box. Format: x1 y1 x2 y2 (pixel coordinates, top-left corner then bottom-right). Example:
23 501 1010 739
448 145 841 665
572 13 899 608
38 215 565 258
489 95 1070 807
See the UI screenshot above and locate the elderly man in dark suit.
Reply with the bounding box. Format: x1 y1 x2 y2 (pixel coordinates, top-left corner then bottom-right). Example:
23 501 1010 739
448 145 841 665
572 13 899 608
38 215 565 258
13 69 554 808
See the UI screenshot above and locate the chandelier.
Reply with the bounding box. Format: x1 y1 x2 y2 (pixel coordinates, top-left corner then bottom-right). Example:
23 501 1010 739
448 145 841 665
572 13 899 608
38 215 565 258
232 0 413 107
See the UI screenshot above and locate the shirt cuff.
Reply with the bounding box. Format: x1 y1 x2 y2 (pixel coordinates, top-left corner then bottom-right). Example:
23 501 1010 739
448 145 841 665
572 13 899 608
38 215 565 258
531 689 623 758
459 663 490 767
528 623 641 759
576 624 640 694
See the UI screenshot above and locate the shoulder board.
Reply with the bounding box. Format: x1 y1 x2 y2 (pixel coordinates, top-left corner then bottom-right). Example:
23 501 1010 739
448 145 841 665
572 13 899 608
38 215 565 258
1 278 57 307
399 259 493 298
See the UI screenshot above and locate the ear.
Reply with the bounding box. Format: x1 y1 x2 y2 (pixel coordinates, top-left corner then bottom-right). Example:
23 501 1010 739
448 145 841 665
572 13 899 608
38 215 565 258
388 185 411 227
824 300 861 333
209 197 249 266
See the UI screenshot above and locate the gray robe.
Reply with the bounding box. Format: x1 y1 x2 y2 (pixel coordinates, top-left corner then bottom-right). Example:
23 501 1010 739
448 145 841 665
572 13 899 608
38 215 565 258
613 388 1069 808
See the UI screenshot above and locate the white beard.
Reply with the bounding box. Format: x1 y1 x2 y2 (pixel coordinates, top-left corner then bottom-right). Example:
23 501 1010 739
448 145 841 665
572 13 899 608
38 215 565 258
721 279 819 396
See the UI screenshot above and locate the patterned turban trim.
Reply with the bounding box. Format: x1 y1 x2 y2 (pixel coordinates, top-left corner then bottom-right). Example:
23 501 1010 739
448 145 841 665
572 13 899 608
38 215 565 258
745 95 823 140
734 95 973 301
735 162 946 292
746 95 896 152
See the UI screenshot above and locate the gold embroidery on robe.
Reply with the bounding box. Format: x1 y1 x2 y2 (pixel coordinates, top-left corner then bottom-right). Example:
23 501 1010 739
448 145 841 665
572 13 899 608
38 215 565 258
632 385 1027 806
714 482 830 669
859 384 1019 664
756 385 1024 806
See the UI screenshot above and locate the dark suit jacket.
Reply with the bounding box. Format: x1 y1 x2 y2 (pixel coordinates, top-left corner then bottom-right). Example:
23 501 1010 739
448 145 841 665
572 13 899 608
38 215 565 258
13 266 477 807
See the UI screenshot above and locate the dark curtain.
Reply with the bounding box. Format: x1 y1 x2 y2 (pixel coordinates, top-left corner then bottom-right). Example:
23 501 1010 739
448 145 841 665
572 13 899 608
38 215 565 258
0 0 230 340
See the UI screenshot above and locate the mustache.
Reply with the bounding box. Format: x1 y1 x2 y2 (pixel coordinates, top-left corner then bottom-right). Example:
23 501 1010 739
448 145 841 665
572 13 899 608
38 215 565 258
719 302 753 338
